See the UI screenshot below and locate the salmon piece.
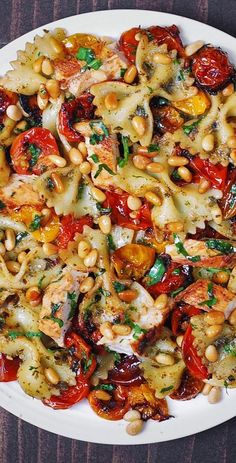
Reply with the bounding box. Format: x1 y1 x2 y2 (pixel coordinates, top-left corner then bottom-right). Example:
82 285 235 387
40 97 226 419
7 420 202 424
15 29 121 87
0 174 43 208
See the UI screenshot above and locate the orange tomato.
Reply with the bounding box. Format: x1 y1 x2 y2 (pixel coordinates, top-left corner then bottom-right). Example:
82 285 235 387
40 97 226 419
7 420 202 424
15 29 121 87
11 205 60 243
172 90 210 116
111 244 155 279
63 33 102 55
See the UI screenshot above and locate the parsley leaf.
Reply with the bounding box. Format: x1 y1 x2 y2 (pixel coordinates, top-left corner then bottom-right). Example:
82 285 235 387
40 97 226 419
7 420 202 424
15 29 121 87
124 312 147 339
90 153 99 163
148 144 159 153
43 316 64 327
120 68 127 77
170 286 185 297
160 385 174 393
77 182 85 200
94 383 115 391
51 302 61 315
38 275 45 290
183 118 202 136
118 135 130 168
173 234 201 262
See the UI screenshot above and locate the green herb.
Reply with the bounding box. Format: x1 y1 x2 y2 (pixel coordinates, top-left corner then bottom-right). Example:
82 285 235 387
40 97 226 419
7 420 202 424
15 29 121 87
173 58 180 65
89 133 103 145
51 302 61 315
15 231 28 244
8 330 41 339
90 121 109 137
29 214 42 231
96 203 111 214
24 331 42 338
113 281 127 293
206 239 234 255
146 30 154 41
90 153 99 163
178 69 185 81
148 144 159 153
82 357 92 374
46 177 55 191
224 380 229 394
160 385 174 393
204 267 230 275
173 234 201 262
94 268 106 277
118 135 130 168
43 316 64 327
107 234 116 251
94 384 115 391
172 268 181 275
231 184 236 194
94 163 115 178
77 182 85 200
28 143 41 167
200 282 217 308
68 291 78 319
38 275 45 290
146 258 165 286
113 351 121 363
98 288 111 298
136 105 146 117
29 365 38 371
120 68 127 77
170 286 185 297
183 118 202 136
76 46 95 63
88 58 102 70
147 86 154 94
0 200 6 210
223 342 236 356
124 312 147 340
172 169 182 180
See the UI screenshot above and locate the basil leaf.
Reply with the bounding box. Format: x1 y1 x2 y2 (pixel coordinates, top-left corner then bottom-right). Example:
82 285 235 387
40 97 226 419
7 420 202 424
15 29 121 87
118 135 130 168
206 239 234 255
146 258 165 286
200 282 217 308
94 384 115 391
174 234 200 262
107 234 116 251
94 163 115 178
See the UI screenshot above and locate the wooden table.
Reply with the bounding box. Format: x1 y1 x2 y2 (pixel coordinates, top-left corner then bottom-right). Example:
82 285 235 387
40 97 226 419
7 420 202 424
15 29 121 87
0 1 235 461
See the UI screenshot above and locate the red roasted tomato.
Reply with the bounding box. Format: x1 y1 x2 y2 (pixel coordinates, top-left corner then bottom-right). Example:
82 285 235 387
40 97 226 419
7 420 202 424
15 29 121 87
145 260 192 298
220 167 236 219
171 303 201 336
10 127 60 175
170 369 203 400
182 325 209 380
88 384 130 420
58 93 94 143
191 45 234 92
56 214 93 249
108 355 143 386
190 156 228 190
65 331 96 380
103 190 152 230
0 354 20 382
43 376 90 410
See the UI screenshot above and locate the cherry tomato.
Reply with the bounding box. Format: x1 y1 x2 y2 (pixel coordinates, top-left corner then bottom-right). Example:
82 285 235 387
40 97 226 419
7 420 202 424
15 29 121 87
88 386 130 420
170 369 203 400
58 93 94 143
11 205 60 243
111 243 155 279
190 156 228 190
0 88 17 124
145 259 192 298
127 383 169 421
172 90 210 116
63 33 102 55
191 45 234 93
65 331 97 380
108 355 143 386
56 214 93 249
119 27 141 63
220 167 236 219
19 94 42 127
151 104 184 135
103 190 152 230
10 127 60 175
182 325 209 380
0 354 20 382
148 25 185 57
43 376 89 410
171 303 201 336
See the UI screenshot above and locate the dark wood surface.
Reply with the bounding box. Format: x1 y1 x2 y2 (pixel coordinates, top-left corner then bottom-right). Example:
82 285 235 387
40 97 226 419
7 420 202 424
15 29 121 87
0 0 235 461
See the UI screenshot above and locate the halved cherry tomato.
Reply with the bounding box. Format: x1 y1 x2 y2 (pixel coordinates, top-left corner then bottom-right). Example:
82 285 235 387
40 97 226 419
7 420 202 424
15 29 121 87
0 88 17 124
108 355 143 386
170 369 203 400
11 205 60 243
220 167 236 219
103 190 152 230
145 259 192 298
190 156 228 190
127 383 169 421
43 376 90 410
10 127 60 175
172 90 210 116
58 93 94 143
191 45 234 93
19 95 42 127
65 331 96 380
0 354 20 382
88 385 130 420
119 27 141 63
171 303 201 336
111 243 155 279
63 33 103 55
182 325 209 380
151 104 184 134
56 214 93 249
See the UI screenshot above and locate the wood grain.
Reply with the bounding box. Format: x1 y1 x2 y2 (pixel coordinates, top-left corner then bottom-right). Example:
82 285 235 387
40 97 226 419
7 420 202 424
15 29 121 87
0 1 235 461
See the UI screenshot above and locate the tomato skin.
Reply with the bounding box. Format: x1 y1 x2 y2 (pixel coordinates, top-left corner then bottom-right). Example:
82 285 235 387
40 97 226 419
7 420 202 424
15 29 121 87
108 355 143 386
191 45 234 93
112 243 155 279
88 386 130 421
145 260 192 298
65 331 96 380
190 156 228 190
170 369 203 400
220 167 236 219
182 325 209 380
0 354 20 382
151 105 184 135
56 214 93 249
103 191 152 230
171 303 201 336
10 127 60 175
119 27 141 63
43 376 90 410
58 93 94 143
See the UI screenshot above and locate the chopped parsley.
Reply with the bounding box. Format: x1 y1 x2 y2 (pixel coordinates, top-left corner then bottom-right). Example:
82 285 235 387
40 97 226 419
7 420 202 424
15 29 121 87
146 257 165 286
86 58 102 70
146 30 154 41
107 234 116 251
118 135 130 168
90 153 99 163
136 105 146 117
200 282 217 308
183 118 202 136
89 133 104 145
29 214 42 231
43 316 64 327
147 86 154 94
15 231 28 244
173 58 180 65
172 268 181 275
120 68 127 77
94 163 115 178
94 383 115 391
160 385 174 393
124 312 147 340
76 47 101 69
177 69 185 81
77 182 85 200
82 357 93 374
97 288 111 298
0 200 6 210
28 143 41 167
38 275 45 290
68 291 78 319
113 281 127 293
173 234 201 262
206 239 234 255
148 144 159 153
51 302 61 315
223 342 236 356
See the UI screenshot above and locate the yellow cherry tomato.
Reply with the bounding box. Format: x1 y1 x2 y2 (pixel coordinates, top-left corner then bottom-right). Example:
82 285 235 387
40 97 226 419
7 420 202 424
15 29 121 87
10 205 38 227
11 205 60 243
32 215 60 243
172 90 210 116
63 33 103 55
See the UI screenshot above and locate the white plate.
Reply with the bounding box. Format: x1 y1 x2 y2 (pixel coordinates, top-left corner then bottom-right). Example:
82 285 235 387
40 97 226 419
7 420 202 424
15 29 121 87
0 9 236 445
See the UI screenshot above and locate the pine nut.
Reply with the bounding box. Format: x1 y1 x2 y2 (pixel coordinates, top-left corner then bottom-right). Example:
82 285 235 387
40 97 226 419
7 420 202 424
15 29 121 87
185 40 204 57
124 65 137 84
112 324 132 336
50 172 64 193
166 221 184 232
168 156 189 167
144 191 162 206
205 310 225 325
104 92 118 110
98 215 111 234
46 79 60 99
135 32 142 41
132 116 146 137
202 134 214 152
42 243 58 256
208 386 221 404
40 208 52 227
90 186 106 202
49 36 64 54
78 141 87 156
100 321 114 340
94 390 111 401
18 251 27 264
69 148 83 165
42 58 54 76
118 289 138 302
44 367 60 385
211 205 222 225
205 344 218 362
5 229 15 251
6 105 22 122
198 178 211 194
177 166 192 182
84 249 98 267
48 154 66 167
126 419 143 436
176 335 184 347
79 161 91 175
154 294 168 311
127 195 142 211
155 353 175 366
78 240 91 259
33 55 44 73
124 410 141 422
39 84 48 99
230 149 236 163
37 93 48 110
153 52 171 64
222 83 234 97
229 308 236 325
132 154 150 170
146 162 164 173
202 383 212 396
6 260 20 274
15 120 28 132
0 243 6 255
212 271 229 285
80 276 95 293
206 324 223 338
227 135 236 149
